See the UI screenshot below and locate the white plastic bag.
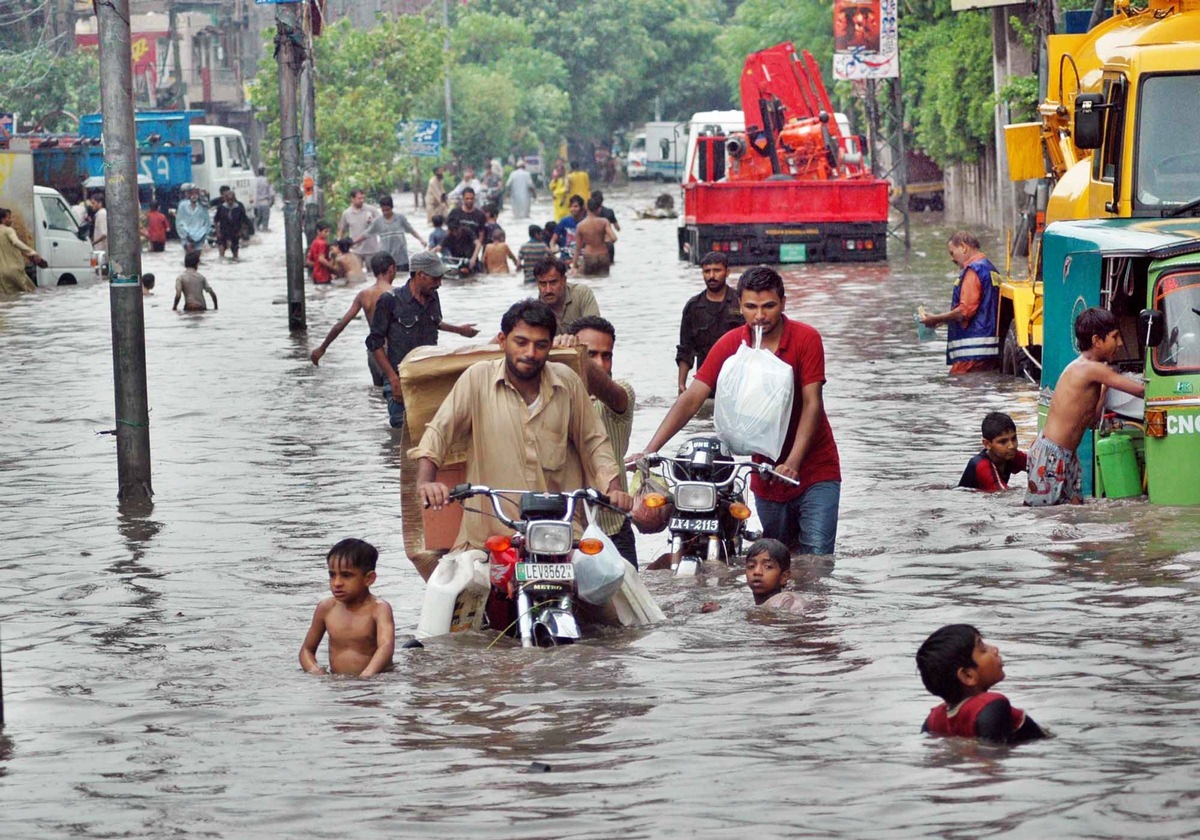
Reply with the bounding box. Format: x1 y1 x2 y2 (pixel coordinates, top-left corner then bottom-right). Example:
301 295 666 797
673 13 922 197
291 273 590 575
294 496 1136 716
571 503 627 606
714 326 795 460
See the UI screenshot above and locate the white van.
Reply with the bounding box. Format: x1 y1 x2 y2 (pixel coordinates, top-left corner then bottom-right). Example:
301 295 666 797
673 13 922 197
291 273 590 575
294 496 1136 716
0 150 95 287
189 125 255 205
33 185 97 286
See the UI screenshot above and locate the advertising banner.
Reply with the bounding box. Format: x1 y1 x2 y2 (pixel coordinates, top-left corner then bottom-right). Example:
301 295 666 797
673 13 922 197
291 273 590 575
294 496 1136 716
833 0 900 80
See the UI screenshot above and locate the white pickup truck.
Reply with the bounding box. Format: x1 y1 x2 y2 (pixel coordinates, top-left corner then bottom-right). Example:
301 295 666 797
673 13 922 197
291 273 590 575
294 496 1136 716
1 149 96 287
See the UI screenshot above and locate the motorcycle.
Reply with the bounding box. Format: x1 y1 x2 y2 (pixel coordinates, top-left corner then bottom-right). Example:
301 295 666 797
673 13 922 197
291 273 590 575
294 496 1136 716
446 483 625 648
641 436 799 577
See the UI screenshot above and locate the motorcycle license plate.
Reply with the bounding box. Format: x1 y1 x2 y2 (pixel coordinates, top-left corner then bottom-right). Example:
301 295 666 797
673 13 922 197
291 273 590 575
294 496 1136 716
670 517 719 532
515 563 575 582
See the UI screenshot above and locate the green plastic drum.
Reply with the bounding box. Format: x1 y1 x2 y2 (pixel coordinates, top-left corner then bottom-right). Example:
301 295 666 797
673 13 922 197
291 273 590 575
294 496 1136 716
1096 434 1142 499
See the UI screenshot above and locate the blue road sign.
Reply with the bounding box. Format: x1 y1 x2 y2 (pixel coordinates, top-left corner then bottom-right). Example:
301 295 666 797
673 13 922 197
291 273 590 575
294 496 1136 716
254 0 301 5
396 119 442 158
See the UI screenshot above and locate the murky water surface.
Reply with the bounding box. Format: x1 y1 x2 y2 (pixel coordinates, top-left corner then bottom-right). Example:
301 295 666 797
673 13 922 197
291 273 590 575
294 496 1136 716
3 185 1199 837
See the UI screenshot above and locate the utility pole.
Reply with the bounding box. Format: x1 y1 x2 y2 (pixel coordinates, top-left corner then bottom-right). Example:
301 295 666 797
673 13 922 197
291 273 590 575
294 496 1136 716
276 3 307 331
442 0 452 149
97 0 153 501
301 53 320 242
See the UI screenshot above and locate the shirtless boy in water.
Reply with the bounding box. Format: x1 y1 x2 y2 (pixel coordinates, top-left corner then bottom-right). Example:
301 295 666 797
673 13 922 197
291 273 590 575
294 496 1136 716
1025 307 1145 506
300 538 395 676
574 195 616 276
310 252 399 386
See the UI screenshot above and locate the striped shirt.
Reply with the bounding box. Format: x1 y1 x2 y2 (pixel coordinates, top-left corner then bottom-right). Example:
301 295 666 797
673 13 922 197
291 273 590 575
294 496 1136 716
592 380 635 536
519 240 550 282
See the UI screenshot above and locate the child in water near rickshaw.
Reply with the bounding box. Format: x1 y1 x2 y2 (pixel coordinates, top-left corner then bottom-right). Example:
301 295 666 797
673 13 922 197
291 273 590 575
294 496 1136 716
300 538 395 677
958 411 1028 492
1025 307 1145 506
916 624 1045 743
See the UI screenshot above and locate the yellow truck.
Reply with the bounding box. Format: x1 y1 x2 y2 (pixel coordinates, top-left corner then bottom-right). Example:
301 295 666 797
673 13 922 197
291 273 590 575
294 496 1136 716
1001 0 1200 378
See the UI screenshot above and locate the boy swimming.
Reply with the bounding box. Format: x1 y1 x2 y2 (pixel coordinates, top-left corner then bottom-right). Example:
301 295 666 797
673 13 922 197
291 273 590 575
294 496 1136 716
916 624 1045 743
744 538 803 612
300 538 395 677
1025 307 1145 505
958 411 1027 492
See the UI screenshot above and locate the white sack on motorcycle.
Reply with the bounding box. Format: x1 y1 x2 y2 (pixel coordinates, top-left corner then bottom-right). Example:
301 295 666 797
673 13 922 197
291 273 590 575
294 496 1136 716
713 327 795 460
573 504 627 606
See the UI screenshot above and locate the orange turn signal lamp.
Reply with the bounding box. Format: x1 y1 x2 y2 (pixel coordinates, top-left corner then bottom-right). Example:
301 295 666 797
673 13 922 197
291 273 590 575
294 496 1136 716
578 537 604 555
729 502 752 520
1146 408 1167 438
485 535 512 553
643 493 669 509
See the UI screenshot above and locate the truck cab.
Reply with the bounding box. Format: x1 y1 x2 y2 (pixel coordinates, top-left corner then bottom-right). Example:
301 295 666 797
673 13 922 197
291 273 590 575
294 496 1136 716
1001 0 1200 377
188 125 255 206
1040 217 1200 505
32 185 96 287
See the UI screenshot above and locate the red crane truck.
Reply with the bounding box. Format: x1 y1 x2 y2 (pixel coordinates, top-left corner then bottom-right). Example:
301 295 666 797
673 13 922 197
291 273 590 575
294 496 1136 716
677 42 890 265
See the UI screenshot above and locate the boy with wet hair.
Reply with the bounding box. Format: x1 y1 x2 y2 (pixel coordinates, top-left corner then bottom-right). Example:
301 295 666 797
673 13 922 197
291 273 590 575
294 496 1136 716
916 624 1045 743
744 538 803 612
428 214 447 251
300 538 395 677
958 411 1028 492
519 224 549 283
1025 307 1145 506
483 228 518 274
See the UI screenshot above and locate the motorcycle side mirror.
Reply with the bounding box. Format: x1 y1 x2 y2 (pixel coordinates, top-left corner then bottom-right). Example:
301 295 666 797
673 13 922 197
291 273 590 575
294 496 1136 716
76 229 88 241
1139 308 1164 348
1074 93 1106 150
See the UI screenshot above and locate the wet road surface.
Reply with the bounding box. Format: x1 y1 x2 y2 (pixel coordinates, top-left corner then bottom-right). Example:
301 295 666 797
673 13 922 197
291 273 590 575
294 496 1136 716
2 184 1199 837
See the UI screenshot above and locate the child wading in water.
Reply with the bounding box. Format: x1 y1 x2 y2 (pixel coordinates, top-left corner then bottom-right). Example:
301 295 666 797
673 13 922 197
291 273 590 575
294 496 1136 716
958 411 1028 492
916 624 1045 743
744 538 804 613
1025 307 1145 505
300 538 395 676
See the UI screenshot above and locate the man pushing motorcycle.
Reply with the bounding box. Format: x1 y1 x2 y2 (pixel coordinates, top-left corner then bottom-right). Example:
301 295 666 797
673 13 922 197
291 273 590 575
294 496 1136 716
413 298 633 549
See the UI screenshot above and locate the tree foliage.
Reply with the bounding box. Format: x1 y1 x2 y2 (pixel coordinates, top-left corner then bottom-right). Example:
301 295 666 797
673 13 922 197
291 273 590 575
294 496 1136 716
248 17 443 208
0 46 100 129
899 5 996 165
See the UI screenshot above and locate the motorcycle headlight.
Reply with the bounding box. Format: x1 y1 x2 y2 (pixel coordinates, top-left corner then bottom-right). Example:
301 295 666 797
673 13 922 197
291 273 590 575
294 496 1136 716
674 482 717 513
525 521 574 555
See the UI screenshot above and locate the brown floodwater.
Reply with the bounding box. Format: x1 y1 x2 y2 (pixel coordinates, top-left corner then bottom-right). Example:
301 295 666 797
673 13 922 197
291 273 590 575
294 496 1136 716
2 183 1199 838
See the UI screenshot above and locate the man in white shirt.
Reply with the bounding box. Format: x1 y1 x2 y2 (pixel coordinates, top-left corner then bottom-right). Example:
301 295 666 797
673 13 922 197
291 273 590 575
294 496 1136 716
337 189 379 262
90 193 108 250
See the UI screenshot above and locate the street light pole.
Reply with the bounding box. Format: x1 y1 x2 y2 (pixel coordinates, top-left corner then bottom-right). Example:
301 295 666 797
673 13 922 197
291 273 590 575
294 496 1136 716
97 0 153 501
276 2 306 332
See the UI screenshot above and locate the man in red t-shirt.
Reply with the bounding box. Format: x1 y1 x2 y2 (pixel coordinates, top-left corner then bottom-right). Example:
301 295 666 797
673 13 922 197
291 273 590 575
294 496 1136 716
144 203 170 252
637 265 841 554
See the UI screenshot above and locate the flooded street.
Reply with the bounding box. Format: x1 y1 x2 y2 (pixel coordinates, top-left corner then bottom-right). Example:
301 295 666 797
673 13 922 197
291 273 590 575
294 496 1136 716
3 183 1200 838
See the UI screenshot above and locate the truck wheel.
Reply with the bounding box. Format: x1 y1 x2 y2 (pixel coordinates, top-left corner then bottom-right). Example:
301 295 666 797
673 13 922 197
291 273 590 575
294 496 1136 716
1002 321 1035 381
57 274 77 286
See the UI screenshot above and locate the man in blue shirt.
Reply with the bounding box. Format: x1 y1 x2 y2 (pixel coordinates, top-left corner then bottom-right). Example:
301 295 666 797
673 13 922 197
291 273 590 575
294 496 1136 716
175 185 211 254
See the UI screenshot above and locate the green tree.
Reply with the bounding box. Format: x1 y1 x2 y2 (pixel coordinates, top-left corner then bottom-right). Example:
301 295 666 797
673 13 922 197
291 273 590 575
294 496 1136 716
899 4 996 165
0 46 101 129
249 17 443 209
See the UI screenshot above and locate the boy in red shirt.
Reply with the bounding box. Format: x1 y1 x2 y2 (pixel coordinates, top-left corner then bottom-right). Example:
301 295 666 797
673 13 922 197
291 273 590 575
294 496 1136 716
637 265 841 554
958 411 1028 492
144 203 170 252
306 222 334 284
916 624 1045 743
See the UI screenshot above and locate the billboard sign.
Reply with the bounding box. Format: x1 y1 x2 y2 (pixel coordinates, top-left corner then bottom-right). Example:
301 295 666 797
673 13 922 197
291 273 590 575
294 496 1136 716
833 0 900 80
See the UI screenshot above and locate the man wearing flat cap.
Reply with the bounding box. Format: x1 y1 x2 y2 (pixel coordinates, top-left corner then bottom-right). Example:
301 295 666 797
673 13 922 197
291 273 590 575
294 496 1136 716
367 250 479 428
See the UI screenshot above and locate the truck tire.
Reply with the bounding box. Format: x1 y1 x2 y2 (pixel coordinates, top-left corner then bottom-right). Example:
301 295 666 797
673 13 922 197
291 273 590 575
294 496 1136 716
1002 321 1035 381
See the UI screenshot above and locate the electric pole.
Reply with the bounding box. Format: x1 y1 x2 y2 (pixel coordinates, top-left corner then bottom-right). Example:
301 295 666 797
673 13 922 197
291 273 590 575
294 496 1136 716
276 3 307 331
442 0 452 149
97 0 153 501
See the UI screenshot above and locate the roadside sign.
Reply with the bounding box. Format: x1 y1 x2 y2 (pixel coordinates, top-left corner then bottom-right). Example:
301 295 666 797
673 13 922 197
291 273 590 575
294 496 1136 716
0 113 14 136
396 119 442 158
254 0 302 5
